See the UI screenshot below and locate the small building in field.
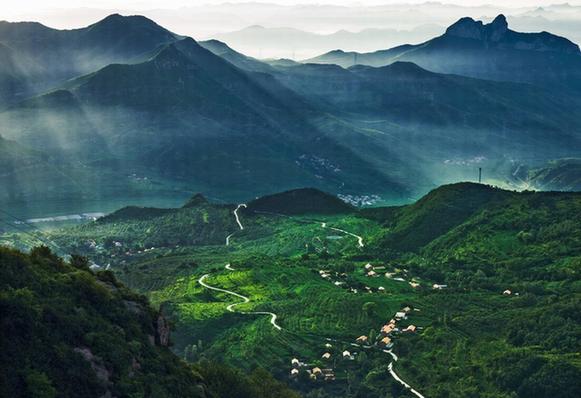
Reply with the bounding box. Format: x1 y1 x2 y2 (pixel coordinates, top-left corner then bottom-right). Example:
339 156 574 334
503 289 512 295
367 271 377 277
402 306 412 313
365 263 374 270
409 282 421 288
356 335 368 344
325 343 333 349
395 311 407 320
378 286 385 292
433 284 448 290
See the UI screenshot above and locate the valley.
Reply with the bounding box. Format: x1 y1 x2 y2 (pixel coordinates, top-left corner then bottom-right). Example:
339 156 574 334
2 184 579 397
0 7 580 398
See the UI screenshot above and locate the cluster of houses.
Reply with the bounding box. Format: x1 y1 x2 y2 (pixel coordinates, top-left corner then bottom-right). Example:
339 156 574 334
290 347 337 382
375 264 424 289
353 306 419 352
317 269 379 294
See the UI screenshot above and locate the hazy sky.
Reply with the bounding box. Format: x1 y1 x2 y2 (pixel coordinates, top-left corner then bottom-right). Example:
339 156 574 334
4 0 581 13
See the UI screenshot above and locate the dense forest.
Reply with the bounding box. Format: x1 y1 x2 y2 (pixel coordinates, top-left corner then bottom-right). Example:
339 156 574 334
1 183 580 397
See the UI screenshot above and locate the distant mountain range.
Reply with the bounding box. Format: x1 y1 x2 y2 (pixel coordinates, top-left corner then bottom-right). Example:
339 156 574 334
307 15 581 92
209 24 443 59
0 14 178 104
0 13 580 214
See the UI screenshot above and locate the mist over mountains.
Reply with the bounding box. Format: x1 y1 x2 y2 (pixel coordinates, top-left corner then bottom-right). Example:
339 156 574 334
0 12 580 216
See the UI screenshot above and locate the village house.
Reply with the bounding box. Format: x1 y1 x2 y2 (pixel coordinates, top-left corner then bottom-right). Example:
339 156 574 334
342 350 352 359
378 286 385 292
403 325 417 333
433 284 448 290
402 306 412 313
291 358 300 367
322 352 331 360
395 311 407 320
290 368 299 378
365 263 374 271
381 324 395 335
409 282 421 288
325 343 333 349
356 335 368 344
367 270 377 277
312 367 322 376
503 289 512 295
380 337 392 347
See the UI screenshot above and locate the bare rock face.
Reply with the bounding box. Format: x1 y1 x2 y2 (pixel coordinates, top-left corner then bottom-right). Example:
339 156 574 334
446 17 484 40
74 347 111 383
445 14 580 54
156 314 170 347
488 15 508 42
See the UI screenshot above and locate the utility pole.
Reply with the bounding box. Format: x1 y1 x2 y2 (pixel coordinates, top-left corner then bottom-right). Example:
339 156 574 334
478 167 482 183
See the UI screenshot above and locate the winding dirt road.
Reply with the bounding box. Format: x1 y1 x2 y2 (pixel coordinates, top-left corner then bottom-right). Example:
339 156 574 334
234 204 247 230
321 223 364 248
198 273 282 331
204 202 422 396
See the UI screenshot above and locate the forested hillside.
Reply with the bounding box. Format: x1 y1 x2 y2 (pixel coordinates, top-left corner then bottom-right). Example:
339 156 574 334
2 184 578 398
0 246 300 398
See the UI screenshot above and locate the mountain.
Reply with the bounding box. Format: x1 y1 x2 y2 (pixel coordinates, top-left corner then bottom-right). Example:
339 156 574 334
307 15 581 91
368 182 513 252
0 246 301 397
271 61 581 161
0 43 27 106
6 183 580 398
0 35 404 206
246 187 355 215
0 14 179 102
526 159 581 192
199 39 274 73
209 24 443 60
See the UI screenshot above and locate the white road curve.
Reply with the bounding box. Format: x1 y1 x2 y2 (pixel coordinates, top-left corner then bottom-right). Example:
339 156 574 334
198 273 282 331
324 225 364 248
234 204 247 230
226 233 234 246
388 362 425 398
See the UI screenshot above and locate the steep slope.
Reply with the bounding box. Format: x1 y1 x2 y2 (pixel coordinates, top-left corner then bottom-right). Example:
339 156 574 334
0 37 405 202
307 15 581 91
372 183 512 252
273 61 581 159
0 246 208 397
0 247 302 398
0 43 27 107
246 187 355 215
0 14 179 101
199 39 274 73
526 159 581 191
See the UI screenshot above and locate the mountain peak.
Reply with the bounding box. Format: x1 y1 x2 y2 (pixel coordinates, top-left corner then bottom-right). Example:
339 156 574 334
183 193 209 208
445 14 507 41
